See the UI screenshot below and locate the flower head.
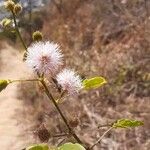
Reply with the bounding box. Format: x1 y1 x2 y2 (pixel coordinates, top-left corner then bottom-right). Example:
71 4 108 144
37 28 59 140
26 41 63 75
4 0 15 11
56 69 83 95
14 3 22 15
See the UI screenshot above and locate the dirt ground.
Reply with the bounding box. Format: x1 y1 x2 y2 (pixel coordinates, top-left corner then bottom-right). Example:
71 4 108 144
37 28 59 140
0 44 37 149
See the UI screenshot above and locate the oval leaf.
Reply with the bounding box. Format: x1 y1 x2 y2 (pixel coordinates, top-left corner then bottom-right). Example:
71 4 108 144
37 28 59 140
0 80 9 92
82 77 107 90
112 119 144 128
26 144 49 150
58 143 86 150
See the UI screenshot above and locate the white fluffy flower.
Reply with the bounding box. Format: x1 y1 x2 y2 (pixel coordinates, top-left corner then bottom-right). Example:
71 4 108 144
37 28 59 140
26 41 63 75
56 69 83 95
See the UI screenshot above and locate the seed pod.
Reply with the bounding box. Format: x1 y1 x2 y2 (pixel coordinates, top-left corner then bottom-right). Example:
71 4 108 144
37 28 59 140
14 3 22 15
0 80 9 92
69 118 79 128
4 0 15 11
34 124 50 142
32 31 43 42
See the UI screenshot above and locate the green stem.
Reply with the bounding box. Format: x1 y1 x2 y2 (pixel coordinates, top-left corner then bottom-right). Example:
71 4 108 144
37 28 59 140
10 78 40 83
40 79 84 145
89 127 113 150
12 11 27 51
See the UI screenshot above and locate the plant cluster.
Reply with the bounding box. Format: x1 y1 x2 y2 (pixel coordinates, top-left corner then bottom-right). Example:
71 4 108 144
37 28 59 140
0 1 144 150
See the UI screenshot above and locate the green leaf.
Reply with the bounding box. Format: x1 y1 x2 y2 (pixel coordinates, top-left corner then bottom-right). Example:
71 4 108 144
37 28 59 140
1 18 12 28
112 119 144 128
0 80 9 92
58 143 86 150
82 76 107 90
26 144 49 150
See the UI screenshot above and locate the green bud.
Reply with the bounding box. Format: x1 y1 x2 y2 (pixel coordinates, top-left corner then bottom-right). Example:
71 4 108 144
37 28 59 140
14 3 22 15
32 31 43 41
0 80 10 92
1 18 12 28
4 0 15 11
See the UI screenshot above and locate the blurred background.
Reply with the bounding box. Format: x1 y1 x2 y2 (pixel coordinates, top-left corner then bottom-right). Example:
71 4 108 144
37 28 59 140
0 0 150 149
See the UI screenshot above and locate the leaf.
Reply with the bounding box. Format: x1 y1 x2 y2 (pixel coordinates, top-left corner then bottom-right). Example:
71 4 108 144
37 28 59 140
58 143 86 150
0 80 9 92
26 144 49 150
82 77 107 90
1 18 12 28
112 119 144 128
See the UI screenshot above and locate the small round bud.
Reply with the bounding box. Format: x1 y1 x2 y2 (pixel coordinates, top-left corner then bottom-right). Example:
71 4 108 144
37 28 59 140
0 80 10 92
32 31 43 41
14 3 22 15
1 18 12 28
4 0 15 11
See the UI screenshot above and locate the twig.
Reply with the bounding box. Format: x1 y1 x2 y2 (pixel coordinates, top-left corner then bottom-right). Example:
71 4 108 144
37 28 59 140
10 78 40 83
53 133 69 138
12 11 27 51
98 124 112 128
40 79 84 145
89 127 113 150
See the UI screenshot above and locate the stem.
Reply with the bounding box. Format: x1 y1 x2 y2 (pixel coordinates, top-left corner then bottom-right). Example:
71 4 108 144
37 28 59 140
12 11 27 51
40 79 84 145
89 127 113 150
53 133 69 138
11 10 85 147
10 78 40 83
98 124 112 128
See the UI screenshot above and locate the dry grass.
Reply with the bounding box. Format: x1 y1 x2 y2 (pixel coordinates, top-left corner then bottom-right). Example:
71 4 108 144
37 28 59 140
17 0 150 149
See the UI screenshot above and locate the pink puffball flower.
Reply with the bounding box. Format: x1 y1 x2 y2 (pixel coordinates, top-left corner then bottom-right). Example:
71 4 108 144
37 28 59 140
26 41 63 75
56 69 83 95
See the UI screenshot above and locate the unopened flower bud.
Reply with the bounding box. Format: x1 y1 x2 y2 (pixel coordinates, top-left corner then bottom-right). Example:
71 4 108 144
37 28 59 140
4 0 15 11
1 18 12 28
14 3 22 15
32 31 43 41
0 80 10 92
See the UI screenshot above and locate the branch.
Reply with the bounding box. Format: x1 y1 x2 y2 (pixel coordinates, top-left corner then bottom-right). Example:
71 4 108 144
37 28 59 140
40 79 84 145
89 127 113 150
12 11 27 51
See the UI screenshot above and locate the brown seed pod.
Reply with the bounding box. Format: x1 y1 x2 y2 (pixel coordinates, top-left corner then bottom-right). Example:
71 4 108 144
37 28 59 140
34 124 50 142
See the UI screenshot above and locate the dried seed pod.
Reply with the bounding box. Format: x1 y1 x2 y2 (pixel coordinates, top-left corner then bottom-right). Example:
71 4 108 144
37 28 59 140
4 0 15 11
35 124 50 142
14 3 22 15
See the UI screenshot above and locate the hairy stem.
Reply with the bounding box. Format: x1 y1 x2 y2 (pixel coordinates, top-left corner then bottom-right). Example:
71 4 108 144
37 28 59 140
89 127 113 149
